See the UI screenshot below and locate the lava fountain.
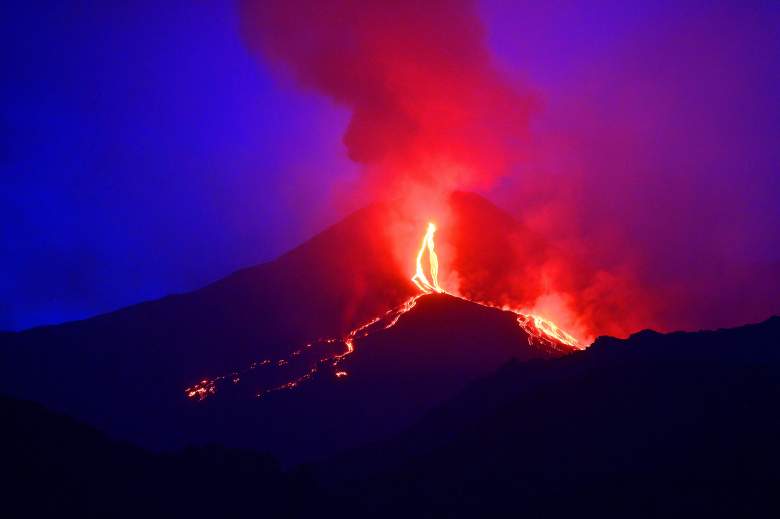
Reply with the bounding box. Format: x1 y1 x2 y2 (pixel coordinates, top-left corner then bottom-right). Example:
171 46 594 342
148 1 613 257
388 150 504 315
411 222 442 293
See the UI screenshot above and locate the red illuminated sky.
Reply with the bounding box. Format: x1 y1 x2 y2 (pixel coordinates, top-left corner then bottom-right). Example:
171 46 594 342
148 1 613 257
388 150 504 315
1 1 778 334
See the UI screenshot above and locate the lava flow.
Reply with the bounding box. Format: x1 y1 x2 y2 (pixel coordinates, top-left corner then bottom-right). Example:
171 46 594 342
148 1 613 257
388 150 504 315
185 222 580 401
409 222 580 350
411 222 442 293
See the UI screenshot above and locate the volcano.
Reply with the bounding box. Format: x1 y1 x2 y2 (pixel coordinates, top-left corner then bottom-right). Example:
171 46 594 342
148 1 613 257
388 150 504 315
0 192 576 464
2 192 778 514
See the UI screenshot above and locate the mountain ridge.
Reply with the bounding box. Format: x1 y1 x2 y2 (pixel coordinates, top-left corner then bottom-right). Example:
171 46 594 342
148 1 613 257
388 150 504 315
3 313 778 517
321 313 780 517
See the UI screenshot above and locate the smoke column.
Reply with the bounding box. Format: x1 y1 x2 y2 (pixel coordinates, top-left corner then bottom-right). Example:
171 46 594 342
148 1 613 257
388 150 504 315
239 0 533 198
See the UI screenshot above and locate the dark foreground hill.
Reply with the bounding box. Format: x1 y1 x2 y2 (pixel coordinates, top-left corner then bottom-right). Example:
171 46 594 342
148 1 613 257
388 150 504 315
325 315 780 517
4 316 779 518
1 394 318 518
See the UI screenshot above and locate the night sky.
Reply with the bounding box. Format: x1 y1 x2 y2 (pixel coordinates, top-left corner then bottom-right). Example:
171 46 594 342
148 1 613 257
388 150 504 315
2 1 779 331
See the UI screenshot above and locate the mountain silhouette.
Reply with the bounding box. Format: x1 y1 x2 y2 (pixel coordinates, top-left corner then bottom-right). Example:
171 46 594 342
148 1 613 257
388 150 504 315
5 190 777 517
183 293 570 464
3 316 778 517
0 193 572 464
324 316 780 517
1 394 314 518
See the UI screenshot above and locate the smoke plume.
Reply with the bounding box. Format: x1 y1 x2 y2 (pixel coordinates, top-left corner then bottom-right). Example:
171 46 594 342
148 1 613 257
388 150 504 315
240 0 533 198
240 1 780 341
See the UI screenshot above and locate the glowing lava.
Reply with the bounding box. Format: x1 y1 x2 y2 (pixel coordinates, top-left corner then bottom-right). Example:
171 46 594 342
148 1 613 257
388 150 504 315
411 222 442 293
185 222 580 401
184 293 423 401
412 221 580 350
516 313 579 349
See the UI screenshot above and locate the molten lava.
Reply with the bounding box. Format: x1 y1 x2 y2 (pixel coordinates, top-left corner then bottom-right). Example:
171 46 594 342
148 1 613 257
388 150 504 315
185 222 580 401
411 222 442 293
411 222 580 350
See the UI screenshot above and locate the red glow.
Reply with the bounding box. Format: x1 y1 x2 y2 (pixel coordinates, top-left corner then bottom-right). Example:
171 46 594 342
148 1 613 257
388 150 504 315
239 0 533 198
185 222 579 401
411 223 442 293
412 220 580 348
237 0 780 350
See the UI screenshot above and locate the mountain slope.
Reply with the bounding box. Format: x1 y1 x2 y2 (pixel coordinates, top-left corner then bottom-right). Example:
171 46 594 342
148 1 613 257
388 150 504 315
327 316 780 517
0 193 574 462
0 202 411 450
154 294 569 465
4 316 778 517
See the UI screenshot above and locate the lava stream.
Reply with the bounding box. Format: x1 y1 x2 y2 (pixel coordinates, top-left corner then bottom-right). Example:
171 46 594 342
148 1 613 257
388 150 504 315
185 294 422 401
411 222 442 293
185 222 580 401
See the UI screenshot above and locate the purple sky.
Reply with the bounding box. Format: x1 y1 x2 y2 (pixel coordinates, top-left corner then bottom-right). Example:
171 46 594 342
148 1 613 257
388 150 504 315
1 1 778 330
